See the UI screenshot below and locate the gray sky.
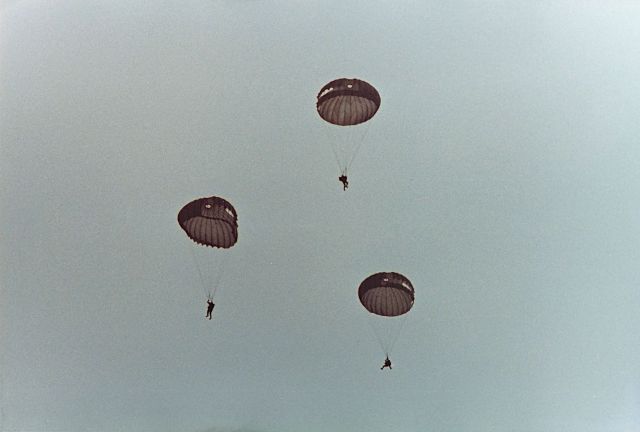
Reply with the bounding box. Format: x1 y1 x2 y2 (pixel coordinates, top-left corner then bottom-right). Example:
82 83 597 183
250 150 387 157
2 1 640 431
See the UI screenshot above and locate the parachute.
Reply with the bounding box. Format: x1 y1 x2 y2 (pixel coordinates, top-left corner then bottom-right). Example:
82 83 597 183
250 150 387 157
178 196 238 248
358 272 414 357
316 78 381 181
178 196 238 300
316 78 381 126
358 272 414 317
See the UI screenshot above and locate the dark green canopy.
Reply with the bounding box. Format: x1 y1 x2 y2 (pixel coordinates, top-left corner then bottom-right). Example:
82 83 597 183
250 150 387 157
178 196 238 248
316 78 381 126
358 272 414 317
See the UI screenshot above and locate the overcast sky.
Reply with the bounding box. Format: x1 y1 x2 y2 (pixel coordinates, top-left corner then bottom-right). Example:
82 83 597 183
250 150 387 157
2 1 640 431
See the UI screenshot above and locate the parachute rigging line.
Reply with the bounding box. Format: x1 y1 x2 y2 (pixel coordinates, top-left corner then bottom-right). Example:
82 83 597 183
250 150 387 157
346 121 372 172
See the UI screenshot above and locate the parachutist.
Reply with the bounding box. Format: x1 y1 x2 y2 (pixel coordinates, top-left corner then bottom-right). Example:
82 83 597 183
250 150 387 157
338 174 348 190
381 356 392 370
178 196 238 309
317 79 379 190
358 272 413 369
206 299 215 320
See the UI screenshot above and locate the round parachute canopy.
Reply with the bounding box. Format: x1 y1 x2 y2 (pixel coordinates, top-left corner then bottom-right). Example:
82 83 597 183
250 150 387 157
316 78 381 126
358 272 414 317
178 196 238 248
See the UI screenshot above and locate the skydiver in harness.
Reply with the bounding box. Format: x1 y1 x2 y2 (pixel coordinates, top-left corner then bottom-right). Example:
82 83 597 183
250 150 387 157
205 299 215 320
381 356 392 370
338 174 348 190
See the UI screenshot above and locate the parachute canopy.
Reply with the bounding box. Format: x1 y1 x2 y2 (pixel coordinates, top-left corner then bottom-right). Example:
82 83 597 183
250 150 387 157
358 272 414 317
316 78 381 126
178 196 238 248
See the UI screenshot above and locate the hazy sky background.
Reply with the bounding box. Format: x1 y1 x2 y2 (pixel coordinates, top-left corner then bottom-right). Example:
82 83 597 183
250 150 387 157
2 1 640 431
